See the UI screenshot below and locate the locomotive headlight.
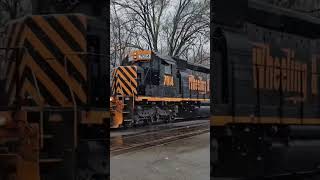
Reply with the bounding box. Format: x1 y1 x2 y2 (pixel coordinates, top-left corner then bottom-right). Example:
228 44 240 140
0 115 7 126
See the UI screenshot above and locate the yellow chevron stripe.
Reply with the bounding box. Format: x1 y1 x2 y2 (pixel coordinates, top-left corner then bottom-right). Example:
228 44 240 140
112 70 116 79
112 70 117 93
31 16 87 80
117 78 132 96
112 79 116 94
25 27 87 103
115 78 128 96
126 67 137 94
20 79 44 106
115 82 124 95
133 88 137 94
22 52 70 106
119 66 137 87
116 69 137 95
56 16 86 50
127 66 137 77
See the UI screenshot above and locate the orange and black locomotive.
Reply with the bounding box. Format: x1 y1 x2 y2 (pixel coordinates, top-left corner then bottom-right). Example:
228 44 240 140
111 50 210 128
0 6 109 180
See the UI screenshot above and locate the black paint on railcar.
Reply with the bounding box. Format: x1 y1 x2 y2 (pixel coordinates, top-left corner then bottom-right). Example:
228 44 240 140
212 0 320 178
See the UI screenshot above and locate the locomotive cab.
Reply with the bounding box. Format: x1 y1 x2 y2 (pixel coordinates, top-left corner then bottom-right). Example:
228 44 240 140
136 66 146 95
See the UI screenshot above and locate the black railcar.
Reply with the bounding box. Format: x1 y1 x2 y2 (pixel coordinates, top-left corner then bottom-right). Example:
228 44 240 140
212 0 320 178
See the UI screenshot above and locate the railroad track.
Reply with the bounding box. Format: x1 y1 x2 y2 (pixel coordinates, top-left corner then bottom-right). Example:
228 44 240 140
110 122 209 156
110 119 209 137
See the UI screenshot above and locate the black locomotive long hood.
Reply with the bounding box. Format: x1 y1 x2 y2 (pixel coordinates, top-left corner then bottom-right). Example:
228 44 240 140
248 0 320 38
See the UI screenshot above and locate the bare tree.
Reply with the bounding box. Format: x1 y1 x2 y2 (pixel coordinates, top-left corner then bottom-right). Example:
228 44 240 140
112 0 170 52
180 34 209 65
163 0 209 57
110 2 147 67
0 0 31 26
111 0 210 66
0 0 31 18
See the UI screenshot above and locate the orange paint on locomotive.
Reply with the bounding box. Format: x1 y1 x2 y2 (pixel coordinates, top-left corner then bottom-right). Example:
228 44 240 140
164 75 174 86
252 43 310 101
189 75 209 94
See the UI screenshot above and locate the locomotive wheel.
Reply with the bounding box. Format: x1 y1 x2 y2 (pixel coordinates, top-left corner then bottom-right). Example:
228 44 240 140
150 115 156 125
144 118 152 126
123 121 134 128
155 114 160 122
165 115 174 123
165 117 170 123
169 115 175 122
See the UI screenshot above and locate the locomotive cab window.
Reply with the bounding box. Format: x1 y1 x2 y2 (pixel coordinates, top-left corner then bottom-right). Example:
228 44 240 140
137 72 142 82
164 64 172 75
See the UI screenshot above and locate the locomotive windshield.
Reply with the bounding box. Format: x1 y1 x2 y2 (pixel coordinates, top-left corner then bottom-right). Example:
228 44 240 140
164 63 172 75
